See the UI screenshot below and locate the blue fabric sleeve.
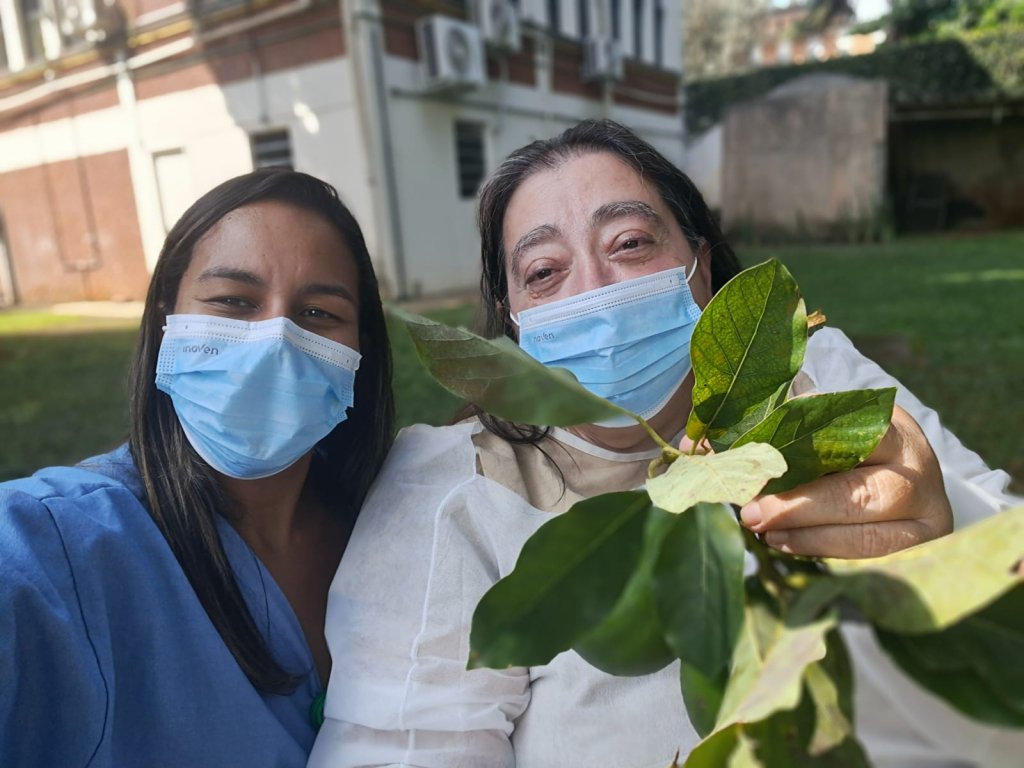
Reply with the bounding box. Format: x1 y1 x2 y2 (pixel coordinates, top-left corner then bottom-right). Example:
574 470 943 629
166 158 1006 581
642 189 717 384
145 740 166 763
0 486 108 767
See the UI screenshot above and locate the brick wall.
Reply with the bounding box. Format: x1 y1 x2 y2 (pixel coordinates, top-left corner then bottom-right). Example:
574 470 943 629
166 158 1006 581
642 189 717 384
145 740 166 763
0 150 150 304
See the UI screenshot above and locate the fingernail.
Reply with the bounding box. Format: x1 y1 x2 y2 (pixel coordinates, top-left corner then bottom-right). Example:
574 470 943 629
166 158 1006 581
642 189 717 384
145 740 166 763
766 530 791 553
741 501 762 528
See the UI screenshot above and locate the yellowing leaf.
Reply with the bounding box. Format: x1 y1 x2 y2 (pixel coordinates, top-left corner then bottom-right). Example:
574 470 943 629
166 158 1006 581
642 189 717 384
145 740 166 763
826 505 1024 634
647 443 788 514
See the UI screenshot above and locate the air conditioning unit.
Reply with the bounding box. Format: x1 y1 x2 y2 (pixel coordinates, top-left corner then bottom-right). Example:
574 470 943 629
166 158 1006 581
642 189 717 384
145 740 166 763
582 36 624 83
417 15 487 92
56 0 123 42
475 0 521 53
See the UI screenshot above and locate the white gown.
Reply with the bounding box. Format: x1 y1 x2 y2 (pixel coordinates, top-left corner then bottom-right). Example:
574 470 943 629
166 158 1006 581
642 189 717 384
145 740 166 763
309 328 1023 768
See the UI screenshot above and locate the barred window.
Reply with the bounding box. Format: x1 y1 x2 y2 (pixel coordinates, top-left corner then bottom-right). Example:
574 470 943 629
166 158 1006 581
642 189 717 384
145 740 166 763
251 130 293 171
454 121 486 200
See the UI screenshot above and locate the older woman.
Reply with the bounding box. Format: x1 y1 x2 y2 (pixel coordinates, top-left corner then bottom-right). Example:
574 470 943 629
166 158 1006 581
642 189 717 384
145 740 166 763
310 121 1020 767
0 170 393 767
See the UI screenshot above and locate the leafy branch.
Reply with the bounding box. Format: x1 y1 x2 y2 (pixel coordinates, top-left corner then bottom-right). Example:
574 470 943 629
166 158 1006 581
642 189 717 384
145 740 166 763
391 258 1024 766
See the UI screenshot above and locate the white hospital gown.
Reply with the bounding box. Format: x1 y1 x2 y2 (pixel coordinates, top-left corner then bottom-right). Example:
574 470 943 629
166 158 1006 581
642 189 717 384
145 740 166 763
309 328 1023 768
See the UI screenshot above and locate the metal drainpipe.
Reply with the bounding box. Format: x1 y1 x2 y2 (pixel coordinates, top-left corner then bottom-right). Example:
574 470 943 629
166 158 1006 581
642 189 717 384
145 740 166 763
342 0 408 299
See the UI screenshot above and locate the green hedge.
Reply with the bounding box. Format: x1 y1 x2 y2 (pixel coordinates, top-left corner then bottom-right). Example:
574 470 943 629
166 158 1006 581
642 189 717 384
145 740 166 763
685 27 1024 134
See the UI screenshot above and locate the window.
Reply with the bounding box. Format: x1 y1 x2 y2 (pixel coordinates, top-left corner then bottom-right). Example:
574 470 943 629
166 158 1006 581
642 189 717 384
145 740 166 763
578 0 589 37
632 0 643 59
654 0 663 66
611 0 621 40
250 130 293 170
21 0 45 63
454 121 485 200
547 0 561 34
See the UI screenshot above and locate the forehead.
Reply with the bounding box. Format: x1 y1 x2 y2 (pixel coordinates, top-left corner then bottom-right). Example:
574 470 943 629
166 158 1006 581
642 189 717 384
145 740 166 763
503 152 664 242
189 201 357 282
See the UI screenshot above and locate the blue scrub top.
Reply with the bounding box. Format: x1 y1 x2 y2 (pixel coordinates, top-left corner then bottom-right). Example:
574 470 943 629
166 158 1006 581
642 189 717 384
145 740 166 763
0 445 323 767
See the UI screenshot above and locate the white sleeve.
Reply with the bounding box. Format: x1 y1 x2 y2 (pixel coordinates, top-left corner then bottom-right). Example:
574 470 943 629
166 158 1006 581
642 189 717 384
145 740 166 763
308 423 538 768
801 328 1022 528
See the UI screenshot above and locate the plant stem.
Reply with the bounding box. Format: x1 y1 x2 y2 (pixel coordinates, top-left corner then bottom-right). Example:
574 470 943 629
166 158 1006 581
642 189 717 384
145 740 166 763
632 414 677 454
742 525 789 594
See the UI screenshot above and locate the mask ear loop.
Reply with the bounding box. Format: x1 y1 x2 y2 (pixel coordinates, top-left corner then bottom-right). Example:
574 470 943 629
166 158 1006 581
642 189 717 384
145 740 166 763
684 253 700 284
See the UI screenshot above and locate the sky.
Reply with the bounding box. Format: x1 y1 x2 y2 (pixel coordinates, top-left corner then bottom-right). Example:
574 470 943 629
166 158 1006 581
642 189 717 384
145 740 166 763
771 0 891 22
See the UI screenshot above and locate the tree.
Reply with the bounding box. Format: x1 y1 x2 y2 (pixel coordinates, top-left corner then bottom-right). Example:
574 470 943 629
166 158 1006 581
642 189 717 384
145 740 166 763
683 0 767 82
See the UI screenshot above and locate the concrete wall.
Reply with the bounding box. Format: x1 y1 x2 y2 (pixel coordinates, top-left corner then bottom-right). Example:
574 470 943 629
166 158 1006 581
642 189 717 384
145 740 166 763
721 74 888 237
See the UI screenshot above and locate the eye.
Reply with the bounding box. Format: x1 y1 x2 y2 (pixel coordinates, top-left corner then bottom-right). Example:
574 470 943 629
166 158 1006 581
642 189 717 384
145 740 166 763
301 307 341 322
615 236 653 254
526 267 555 285
209 296 254 309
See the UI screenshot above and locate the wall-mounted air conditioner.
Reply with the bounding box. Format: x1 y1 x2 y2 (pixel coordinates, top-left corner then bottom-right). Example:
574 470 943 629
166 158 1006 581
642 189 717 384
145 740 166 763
417 15 487 92
475 0 521 53
582 36 624 82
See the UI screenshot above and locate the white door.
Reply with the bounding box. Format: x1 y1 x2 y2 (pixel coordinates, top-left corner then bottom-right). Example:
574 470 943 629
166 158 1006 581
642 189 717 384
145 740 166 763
153 150 195 234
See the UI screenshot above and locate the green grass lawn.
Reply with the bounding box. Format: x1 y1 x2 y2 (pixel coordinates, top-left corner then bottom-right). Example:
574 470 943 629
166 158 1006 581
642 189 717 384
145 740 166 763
2 232 1021 491
752 232 1024 491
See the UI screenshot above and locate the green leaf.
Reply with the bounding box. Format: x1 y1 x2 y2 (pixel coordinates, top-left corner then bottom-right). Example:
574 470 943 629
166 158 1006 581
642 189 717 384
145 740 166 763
826 505 1024 634
876 629 1024 728
388 304 626 427
680 663 728 739
686 260 807 447
711 378 793 454
732 389 897 495
652 503 745 734
468 491 652 669
874 585 1024 728
573 506 677 677
647 443 788 514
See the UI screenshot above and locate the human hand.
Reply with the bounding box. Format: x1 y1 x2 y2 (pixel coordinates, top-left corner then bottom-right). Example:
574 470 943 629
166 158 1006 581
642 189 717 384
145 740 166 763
735 404 954 559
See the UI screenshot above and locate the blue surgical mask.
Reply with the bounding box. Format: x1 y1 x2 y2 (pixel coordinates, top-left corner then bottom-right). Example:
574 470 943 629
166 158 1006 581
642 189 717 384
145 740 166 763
156 314 361 479
514 261 702 428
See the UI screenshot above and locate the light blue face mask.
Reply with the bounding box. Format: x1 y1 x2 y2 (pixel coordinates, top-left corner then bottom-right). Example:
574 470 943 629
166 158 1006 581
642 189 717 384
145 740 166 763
156 315 361 479
514 261 702 428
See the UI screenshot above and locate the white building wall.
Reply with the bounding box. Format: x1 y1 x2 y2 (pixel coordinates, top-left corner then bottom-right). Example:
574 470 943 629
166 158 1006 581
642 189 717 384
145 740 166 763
383 52 684 297
684 123 723 210
0 57 385 284
0 2 685 299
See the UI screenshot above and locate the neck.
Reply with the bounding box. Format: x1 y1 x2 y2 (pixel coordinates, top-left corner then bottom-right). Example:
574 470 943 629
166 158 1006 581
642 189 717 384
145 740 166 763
217 453 317 551
570 372 694 454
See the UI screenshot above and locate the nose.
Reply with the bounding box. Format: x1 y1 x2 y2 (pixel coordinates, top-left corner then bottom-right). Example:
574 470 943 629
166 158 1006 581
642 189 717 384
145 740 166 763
255 295 293 322
570 251 619 294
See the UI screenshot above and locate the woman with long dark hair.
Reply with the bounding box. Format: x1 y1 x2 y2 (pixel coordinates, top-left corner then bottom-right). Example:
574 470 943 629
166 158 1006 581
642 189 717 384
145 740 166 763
0 169 393 766
311 121 1020 766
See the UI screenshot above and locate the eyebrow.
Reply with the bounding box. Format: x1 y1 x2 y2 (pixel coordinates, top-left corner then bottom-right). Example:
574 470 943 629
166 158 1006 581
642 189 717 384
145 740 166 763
509 224 561 283
197 267 265 286
302 283 357 304
591 200 669 239
198 267 356 304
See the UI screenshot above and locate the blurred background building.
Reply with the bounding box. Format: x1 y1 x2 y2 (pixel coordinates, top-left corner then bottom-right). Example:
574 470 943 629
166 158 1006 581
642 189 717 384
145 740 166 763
0 0 684 306
683 0 1024 241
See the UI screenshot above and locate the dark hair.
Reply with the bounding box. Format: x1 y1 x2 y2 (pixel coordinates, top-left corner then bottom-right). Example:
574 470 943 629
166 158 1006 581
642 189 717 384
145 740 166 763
128 169 394 694
471 119 742 444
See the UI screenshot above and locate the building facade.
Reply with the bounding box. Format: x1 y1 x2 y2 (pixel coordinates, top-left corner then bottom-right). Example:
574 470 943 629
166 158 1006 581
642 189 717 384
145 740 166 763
0 0 684 305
